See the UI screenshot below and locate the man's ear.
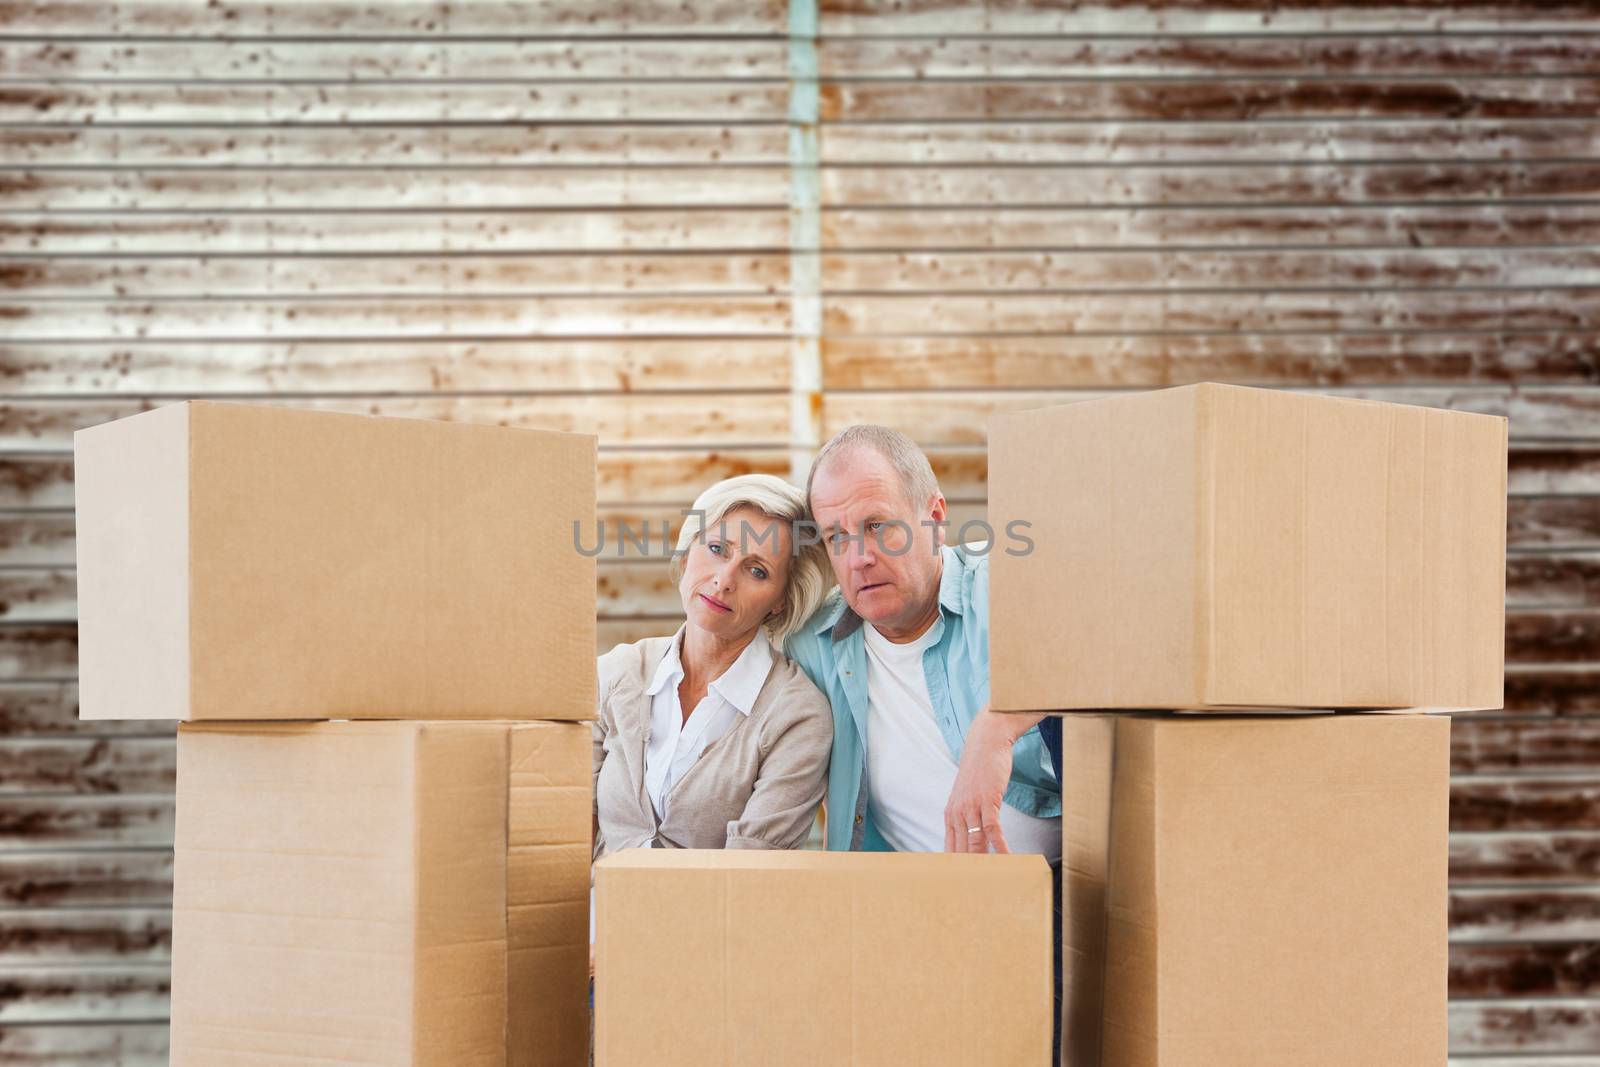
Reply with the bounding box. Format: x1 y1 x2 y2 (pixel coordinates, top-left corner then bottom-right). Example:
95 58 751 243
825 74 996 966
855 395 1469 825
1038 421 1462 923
928 495 949 547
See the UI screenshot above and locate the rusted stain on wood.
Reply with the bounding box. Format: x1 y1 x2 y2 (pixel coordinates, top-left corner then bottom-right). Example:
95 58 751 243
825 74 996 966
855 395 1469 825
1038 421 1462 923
1451 889 1600 941
817 0 1600 35
1505 613 1600 664
820 79 1600 123
1453 719 1600 772
0 739 175 795
822 204 1600 251
1451 943 1600 998
0 851 172 908
0 910 169 964
1450 777 1600 832
1452 833 1600 884
818 35 1600 79
0 795 171 850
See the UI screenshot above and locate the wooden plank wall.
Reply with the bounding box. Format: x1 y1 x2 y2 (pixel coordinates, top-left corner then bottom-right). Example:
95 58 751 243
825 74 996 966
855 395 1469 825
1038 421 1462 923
0 0 1597 1061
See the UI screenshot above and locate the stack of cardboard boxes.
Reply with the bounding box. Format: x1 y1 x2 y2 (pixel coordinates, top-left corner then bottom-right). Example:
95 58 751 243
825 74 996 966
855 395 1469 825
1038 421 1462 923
990 383 1509 1065
75 401 600 1066
72 384 1505 1066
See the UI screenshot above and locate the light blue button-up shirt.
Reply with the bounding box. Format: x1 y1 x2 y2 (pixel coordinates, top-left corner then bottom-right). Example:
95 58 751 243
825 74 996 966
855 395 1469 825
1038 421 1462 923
784 544 1061 852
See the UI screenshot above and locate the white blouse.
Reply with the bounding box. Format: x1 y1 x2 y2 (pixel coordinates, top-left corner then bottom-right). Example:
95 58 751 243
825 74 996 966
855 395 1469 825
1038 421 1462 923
641 630 774 820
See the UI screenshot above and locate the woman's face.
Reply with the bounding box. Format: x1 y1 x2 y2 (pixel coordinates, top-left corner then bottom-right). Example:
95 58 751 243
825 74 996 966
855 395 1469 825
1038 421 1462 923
679 505 792 642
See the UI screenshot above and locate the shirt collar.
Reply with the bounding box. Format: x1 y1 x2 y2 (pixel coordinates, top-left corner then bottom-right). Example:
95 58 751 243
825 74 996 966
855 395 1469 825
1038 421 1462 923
645 625 772 718
819 544 965 643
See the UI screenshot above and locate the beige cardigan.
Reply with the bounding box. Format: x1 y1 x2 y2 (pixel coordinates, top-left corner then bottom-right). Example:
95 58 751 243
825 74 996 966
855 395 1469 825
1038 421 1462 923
592 630 833 856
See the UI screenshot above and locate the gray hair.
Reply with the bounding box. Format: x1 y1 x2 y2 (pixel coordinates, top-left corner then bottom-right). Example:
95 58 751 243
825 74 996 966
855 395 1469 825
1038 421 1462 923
805 424 942 516
670 473 833 644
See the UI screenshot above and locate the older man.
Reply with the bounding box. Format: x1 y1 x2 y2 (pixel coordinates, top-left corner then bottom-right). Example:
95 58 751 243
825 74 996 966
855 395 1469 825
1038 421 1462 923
783 424 1062 855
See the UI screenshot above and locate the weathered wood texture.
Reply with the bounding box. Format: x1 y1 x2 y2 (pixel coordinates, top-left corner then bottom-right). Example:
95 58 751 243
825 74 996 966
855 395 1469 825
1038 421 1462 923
2 0 1599 1057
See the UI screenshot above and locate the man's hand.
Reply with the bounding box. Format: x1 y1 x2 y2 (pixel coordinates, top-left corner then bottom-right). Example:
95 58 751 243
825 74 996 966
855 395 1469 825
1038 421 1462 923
945 708 1046 853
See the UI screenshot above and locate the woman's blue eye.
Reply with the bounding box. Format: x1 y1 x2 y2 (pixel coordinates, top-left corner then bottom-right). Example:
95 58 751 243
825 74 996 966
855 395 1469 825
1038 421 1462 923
707 541 724 555
752 567 768 580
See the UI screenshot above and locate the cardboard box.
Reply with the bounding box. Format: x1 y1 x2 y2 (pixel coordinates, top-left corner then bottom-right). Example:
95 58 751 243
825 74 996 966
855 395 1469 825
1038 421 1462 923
595 850 1052 1066
989 383 1507 712
1062 713 1449 1067
75 401 596 720
170 720 591 1067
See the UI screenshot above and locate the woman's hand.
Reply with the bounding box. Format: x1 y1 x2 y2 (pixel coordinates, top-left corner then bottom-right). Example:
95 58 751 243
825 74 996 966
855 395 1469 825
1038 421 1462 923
944 708 1045 854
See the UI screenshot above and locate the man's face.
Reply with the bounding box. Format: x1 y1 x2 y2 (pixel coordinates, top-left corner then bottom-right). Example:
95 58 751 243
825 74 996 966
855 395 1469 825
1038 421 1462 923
809 448 946 638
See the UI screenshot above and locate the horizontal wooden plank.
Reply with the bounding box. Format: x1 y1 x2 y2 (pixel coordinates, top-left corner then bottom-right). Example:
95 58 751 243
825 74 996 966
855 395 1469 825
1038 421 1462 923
1513 499 1600 552
0 572 71 624
822 204 1600 251
825 291 1600 337
0 965 168 1024
1452 888 1600 942
0 908 169 966
1451 776 1600 833
1452 942 1600 999
0 1023 165 1066
0 339 791 394
0 83 788 124
0 851 171 908
822 387 1600 444
0 795 171 851
0 739 174 795
23 293 1600 343
12 206 1599 257
1 124 789 167
821 163 1600 208
823 119 1600 166
820 80 1600 123
817 2 1600 35
1454 719 1600 773
0 169 790 211
1509 555 1600 610
0 39 787 81
0 685 176 739
819 249 1600 294
0 395 791 449
1484 671 1600 720
818 36 1600 80
1507 613 1600 666
824 334 1600 390
0 627 75 679
0 0 784 35
4 335 1595 396
0 209 793 256
0 296 792 339
2 253 790 298
1451 832 1600 885
1450 998 1600 1054
0 521 71 569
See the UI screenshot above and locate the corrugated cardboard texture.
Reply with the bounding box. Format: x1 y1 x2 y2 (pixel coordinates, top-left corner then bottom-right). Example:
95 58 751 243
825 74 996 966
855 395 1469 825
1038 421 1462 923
594 850 1052 1066
1062 714 1450 1067
75 400 597 720
170 720 591 1067
990 383 1507 712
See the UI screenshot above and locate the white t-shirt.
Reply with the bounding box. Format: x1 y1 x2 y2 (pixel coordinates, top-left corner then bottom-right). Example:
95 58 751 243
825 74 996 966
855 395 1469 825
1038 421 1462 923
862 621 1061 861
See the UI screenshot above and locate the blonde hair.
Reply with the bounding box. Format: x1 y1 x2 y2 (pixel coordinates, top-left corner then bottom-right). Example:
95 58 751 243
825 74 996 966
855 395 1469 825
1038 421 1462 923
670 474 832 644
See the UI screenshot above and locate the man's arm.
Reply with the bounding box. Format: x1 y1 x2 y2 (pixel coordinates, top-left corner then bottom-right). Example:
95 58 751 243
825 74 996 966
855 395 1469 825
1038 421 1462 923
944 708 1046 853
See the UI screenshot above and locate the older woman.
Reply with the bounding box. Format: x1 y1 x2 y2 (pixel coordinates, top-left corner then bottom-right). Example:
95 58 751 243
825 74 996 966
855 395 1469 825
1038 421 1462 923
592 474 834 856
